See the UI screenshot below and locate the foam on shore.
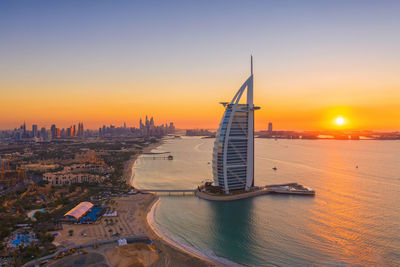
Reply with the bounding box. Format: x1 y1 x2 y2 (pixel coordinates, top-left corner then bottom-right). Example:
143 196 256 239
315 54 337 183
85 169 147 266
134 138 243 266
146 198 243 267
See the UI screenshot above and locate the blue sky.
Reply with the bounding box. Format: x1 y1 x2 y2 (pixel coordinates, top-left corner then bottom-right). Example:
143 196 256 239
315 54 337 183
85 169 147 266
1 1 399 130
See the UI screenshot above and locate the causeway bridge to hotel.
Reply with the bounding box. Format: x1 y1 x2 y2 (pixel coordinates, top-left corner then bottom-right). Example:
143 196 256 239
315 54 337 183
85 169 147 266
137 182 315 197
139 189 196 195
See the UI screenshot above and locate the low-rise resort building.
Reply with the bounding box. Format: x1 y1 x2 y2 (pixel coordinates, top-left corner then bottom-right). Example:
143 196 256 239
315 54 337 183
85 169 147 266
43 171 105 185
43 163 113 185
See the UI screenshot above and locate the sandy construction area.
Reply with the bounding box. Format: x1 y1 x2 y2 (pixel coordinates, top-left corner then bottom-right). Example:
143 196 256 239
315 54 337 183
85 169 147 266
54 193 156 246
51 138 215 266
52 192 214 267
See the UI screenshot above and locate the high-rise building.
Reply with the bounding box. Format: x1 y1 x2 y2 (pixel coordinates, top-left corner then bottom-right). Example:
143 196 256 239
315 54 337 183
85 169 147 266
51 124 57 139
32 124 38 138
169 122 175 133
40 127 47 140
268 122 273 133
77 122 84 137
212 57 260 194
66 127 72 137
21 122 26 138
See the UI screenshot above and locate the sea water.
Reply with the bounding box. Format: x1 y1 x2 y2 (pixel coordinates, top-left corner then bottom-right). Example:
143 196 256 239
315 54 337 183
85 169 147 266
133 137 400 266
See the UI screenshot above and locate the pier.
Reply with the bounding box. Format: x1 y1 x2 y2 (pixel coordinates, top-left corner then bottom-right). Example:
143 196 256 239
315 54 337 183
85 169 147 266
196 182 315 201
138 182 315 199
141 153 174 160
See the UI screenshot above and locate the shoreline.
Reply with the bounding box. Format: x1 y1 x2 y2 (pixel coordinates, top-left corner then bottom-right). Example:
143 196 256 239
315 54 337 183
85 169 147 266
123 139 165 187
127 138 221 266
146 197 243 267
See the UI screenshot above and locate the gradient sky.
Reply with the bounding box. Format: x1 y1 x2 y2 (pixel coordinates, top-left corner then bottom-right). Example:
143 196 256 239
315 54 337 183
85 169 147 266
1 0 400 130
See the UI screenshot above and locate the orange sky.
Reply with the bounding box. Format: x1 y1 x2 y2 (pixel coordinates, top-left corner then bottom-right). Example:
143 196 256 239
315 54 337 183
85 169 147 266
1 68 399 131
1 1 400 131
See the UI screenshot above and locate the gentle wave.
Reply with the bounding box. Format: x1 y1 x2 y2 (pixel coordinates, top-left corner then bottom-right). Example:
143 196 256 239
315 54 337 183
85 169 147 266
134 137 400 266
146 198 243 267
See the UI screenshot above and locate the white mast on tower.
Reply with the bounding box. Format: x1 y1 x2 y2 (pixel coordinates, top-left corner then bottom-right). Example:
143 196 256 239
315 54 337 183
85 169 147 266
245 55 255 190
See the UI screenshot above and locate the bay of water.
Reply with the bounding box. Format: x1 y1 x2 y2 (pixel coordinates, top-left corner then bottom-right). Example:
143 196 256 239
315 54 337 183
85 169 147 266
133 136 400 266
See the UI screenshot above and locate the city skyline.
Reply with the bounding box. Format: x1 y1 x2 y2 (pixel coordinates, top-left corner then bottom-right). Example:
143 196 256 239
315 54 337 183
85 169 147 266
1 1 400 131
1 2 400 266
0 116 175 141
0 119 174 131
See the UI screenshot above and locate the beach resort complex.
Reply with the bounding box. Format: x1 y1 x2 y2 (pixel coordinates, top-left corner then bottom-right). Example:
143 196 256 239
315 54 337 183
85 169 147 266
2 1 400 266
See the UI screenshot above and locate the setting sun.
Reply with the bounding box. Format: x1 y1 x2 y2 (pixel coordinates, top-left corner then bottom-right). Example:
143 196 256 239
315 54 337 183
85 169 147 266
335 116 346 126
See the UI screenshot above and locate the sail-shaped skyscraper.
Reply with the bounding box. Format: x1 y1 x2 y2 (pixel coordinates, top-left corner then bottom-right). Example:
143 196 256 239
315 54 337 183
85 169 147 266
212 57 260 194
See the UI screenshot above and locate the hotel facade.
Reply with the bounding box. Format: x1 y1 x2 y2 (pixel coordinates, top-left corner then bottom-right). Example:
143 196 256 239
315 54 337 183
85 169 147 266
212 57 259 194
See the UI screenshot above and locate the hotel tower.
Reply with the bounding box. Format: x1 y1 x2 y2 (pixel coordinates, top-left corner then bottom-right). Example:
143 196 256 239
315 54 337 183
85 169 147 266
212 57 260 194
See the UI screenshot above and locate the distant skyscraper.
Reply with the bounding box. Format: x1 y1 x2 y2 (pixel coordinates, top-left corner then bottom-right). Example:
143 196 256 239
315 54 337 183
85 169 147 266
212 56 259 194
51 124 56 139
150 117 154 134
169 122 175 133
32 124 38 138
21 122 26 137
77 122 84 137
40 127 46 140
268 122 273 133
66 126 72 137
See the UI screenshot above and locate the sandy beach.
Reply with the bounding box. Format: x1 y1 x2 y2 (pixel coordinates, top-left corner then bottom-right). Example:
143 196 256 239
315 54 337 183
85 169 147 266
53 192 214 266
51 138 216 267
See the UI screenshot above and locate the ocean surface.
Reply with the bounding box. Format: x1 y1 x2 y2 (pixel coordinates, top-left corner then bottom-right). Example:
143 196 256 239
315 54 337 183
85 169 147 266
132 136 400 266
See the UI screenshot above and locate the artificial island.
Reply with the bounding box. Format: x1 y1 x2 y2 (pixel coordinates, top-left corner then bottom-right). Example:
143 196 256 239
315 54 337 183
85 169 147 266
140 57 315 201
195 56 315 201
